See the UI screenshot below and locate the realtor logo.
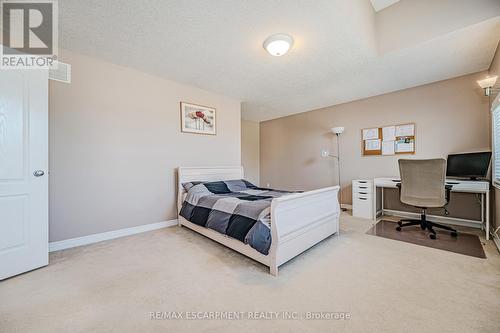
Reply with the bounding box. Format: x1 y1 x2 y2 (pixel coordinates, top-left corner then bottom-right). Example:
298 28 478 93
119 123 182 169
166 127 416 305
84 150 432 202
1 0 58 68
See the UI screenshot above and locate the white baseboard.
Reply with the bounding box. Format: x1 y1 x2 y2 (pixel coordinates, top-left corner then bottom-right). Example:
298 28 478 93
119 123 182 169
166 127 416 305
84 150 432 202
341 204 352 210
49 219 178 252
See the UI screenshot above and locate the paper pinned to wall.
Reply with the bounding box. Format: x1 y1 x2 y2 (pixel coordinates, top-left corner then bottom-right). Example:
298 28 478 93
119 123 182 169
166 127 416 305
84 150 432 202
362 128 379 140
395 140 414 153
365 139 381 151
382 126 396 141
395 124 414 137
382 140 395 155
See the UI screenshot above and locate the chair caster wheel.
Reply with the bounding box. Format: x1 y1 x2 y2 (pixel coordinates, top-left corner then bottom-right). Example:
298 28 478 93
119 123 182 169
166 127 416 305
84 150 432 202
397 221 402 226
396 226 402 232
429 234 437 240
451 232 457 238
420 225 426 230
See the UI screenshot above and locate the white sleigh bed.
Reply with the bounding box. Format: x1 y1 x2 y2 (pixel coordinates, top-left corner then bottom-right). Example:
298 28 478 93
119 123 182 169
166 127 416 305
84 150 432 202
177 166 340 276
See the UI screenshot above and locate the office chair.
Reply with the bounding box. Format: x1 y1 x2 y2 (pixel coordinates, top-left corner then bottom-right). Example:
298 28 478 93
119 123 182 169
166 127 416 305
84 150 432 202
395 159 458 240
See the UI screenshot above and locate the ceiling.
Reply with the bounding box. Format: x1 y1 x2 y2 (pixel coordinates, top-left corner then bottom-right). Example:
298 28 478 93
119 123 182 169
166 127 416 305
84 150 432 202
58 0 500 122
370 0 400 12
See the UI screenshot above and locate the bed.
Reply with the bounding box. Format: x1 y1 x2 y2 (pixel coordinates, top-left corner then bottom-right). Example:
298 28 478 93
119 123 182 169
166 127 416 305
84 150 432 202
177 166 340 276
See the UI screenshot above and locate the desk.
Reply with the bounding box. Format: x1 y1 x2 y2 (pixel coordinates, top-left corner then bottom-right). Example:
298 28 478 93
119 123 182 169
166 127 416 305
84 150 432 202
373 178 490 240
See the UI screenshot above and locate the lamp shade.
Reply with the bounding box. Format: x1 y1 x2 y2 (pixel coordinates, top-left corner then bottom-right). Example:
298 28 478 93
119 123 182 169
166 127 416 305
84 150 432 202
331 127 345 134
477 76 497 89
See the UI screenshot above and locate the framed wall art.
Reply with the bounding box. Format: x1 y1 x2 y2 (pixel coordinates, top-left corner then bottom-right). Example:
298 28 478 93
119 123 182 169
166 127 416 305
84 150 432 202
180 102 216 135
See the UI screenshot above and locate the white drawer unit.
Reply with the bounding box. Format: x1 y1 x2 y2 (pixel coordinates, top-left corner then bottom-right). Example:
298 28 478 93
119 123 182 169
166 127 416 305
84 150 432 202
353 180 373 193
352 179 373 219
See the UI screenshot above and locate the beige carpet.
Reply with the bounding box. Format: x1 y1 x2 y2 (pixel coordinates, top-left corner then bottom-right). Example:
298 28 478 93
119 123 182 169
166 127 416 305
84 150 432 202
1 213 499 333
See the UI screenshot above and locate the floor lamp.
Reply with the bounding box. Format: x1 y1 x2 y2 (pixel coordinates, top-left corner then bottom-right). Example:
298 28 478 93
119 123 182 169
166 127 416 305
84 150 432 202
321 127 346 211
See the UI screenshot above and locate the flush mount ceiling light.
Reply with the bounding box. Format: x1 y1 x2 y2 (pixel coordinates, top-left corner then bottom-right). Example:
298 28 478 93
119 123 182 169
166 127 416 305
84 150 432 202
263 33 294 56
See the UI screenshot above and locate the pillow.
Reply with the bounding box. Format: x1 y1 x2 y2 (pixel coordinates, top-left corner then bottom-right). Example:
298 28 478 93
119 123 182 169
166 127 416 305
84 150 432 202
224 179 258 192
181 181 204 192
203 181 231 194
182 179 258 194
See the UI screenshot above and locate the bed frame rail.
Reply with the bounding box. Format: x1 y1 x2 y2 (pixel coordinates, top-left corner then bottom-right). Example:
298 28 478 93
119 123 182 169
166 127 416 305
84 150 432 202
269 186 340 276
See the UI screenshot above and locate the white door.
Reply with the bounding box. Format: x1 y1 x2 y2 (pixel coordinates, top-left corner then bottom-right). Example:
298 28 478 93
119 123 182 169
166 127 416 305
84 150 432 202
0 69 48 280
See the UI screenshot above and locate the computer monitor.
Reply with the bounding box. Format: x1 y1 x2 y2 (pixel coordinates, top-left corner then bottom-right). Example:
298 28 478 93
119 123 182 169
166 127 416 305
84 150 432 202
446 152 491 180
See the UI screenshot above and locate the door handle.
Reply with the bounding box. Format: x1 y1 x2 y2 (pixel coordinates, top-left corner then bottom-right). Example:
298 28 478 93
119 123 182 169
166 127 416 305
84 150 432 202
33 170 45 177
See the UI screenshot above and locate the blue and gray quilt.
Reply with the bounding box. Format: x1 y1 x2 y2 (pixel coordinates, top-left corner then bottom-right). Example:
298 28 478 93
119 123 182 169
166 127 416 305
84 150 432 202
179 180 293 255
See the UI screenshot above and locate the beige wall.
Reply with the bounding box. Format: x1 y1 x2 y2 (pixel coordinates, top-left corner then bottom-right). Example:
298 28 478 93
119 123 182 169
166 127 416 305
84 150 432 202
241 120 260 186
261 72 490 214
375 0 500 53
49 49 241 242
488 43 500 144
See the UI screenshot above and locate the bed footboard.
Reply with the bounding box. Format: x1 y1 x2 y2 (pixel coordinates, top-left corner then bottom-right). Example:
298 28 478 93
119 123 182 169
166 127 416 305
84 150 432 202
268 186 340 276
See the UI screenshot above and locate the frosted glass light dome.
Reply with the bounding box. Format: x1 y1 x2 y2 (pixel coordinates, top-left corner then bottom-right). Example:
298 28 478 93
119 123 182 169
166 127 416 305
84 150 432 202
263 33 294 56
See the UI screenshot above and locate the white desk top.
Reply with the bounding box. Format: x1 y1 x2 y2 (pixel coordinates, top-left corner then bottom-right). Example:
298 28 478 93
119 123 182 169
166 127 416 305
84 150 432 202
374 177 489 193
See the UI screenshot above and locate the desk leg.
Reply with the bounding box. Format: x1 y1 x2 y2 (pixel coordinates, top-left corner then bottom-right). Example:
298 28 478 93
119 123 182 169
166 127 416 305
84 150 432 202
481 194 484 231
486 191 490 241
372 185 377 223
381 187 384 219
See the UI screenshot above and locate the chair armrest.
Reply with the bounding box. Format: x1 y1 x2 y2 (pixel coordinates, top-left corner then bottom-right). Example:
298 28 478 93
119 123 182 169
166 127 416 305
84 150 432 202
445 184 452 204
396 183 401 200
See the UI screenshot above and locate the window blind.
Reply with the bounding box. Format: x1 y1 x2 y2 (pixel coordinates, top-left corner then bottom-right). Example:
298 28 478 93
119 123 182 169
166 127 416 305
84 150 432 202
493 106 500 186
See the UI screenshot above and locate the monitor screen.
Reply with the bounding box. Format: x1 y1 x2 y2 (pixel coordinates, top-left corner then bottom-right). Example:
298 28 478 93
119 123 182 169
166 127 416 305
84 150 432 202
446 152 491 179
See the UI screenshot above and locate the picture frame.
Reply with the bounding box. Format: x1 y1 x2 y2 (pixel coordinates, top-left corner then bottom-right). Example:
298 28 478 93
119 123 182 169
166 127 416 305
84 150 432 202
180 102 216 135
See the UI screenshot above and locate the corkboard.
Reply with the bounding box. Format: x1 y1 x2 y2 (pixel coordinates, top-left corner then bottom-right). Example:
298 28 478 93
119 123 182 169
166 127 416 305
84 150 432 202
362 123 415 156
362 128 382 155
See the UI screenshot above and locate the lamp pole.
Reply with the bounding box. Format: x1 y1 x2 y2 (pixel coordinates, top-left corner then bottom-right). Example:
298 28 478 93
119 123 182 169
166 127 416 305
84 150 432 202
321 127 346 211
335 133 346 211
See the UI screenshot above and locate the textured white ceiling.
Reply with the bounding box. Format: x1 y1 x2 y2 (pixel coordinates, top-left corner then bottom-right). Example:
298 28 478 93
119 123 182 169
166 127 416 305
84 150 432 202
58 0 500 122
370 0 400 12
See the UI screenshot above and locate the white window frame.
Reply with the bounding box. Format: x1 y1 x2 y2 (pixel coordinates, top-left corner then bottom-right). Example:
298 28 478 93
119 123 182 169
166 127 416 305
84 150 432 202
492 104 500 189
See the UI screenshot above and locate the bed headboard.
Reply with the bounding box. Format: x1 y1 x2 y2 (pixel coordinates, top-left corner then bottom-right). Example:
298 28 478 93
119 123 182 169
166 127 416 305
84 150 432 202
177 166 244 212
